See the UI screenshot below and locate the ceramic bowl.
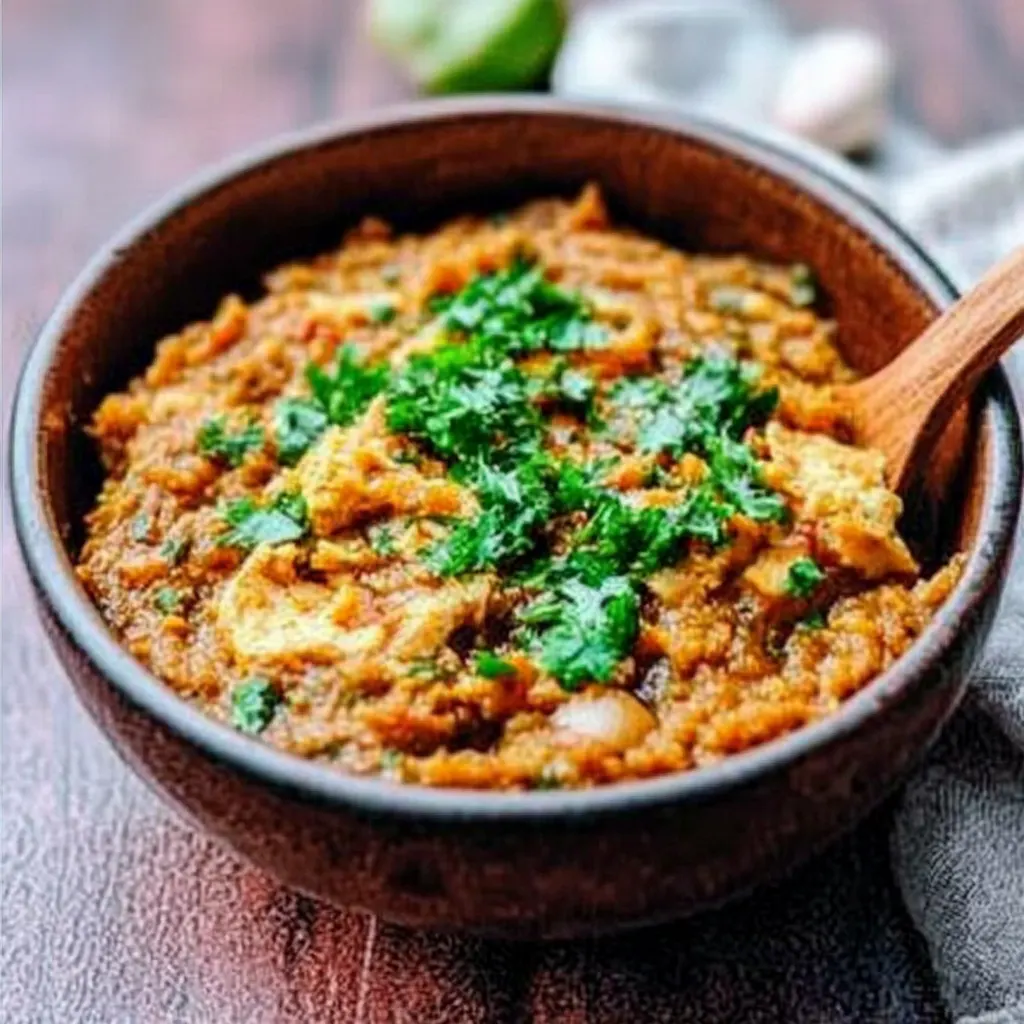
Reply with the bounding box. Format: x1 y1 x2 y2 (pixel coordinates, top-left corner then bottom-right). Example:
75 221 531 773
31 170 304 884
10 99 1021 938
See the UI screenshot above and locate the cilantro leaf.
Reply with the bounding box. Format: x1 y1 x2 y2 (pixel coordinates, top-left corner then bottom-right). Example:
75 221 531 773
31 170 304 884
369 300 397 324
786 556 826 598
306 344 389 428
160 537 189 565
369 524 398 557
438 258 606 356
387 341 541 467
427 457 554 576
153 586 183 614
705 436 787 524
131 513 151 543
520 576 639 690
217 491 309 551
634 357 778 458
198 416 264 467
231 677 281 734
475 651 516 678
789 264 817 308
274 397 329 465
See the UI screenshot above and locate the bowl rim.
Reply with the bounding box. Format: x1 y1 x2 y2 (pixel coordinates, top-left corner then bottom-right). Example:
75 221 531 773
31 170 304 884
10 96 1022 822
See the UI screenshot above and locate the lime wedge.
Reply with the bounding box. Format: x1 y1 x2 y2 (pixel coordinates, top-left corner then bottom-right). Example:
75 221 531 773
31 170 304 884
369 0 568 94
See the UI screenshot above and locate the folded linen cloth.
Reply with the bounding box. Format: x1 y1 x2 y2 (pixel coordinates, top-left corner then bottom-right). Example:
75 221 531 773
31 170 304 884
889 137 1024 1024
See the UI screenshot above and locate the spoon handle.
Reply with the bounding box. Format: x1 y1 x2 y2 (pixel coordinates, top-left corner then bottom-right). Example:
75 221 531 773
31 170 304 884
850 246 1024 491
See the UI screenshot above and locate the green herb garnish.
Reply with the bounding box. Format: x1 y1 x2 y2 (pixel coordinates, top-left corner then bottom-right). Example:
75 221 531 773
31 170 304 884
435 257 606 356
231 677 281 734
307 344 390 429
369 524 398 557
387 340 541 467
519 576 639 690
426 455 554 576
475 651 516 679
274 398 329 466
160 537 188 565
789 264 817 308
633 357 778 459
377 265 787 692
153 586 183 614
217 491 309 551
198 416 264 467
369 300 397 324
131 514 151 543
786 557 826 598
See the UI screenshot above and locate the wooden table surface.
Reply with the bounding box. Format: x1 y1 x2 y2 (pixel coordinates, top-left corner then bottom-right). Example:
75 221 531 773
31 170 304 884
3 2 1022 1021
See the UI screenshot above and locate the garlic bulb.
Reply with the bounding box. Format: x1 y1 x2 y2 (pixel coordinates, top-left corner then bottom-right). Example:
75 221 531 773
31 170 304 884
771 30 894 153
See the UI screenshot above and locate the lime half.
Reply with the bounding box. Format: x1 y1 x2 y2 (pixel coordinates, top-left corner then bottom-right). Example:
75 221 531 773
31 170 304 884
369 0 568 94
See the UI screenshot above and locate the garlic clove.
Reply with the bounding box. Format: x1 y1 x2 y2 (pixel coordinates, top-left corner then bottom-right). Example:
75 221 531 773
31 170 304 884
771 29 894 153
551 689 657 751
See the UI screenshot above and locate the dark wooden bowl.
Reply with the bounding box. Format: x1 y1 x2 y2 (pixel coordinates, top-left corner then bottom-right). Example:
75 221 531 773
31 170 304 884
10 99 1022 938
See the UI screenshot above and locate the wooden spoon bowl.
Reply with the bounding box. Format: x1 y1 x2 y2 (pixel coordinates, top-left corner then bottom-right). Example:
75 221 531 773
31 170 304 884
842 246 1024 492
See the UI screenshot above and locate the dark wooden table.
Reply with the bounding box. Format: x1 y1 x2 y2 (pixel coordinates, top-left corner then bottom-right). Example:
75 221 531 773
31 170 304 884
3 2 1022 1021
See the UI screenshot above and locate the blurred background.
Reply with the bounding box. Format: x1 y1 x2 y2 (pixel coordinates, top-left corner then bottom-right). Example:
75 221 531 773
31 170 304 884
2 3 1022 1022
4 0 1022 371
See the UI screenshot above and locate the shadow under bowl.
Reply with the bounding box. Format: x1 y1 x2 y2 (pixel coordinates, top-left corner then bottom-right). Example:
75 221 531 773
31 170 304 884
10 98 1022 938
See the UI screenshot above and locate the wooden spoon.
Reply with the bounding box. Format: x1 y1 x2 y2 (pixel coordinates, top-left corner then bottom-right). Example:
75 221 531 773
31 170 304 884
839 246 1024 493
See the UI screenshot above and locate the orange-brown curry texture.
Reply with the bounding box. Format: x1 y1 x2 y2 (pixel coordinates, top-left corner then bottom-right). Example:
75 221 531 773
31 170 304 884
78 187 962 790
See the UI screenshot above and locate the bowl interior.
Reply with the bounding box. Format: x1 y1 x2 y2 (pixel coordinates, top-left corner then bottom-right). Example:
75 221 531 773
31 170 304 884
34 106 981 573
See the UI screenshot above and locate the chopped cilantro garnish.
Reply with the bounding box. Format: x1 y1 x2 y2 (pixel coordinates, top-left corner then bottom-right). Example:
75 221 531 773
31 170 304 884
634 357 778 459
379 266 787 692
532 361 597 420
131 514 151 543
160 537 188 565
217 491 309 551
436 257 606 356
369 300 397 324
786 556 826 598
531 766 563 790
407 659 441 678
307 344 389 428
387 340 541 467
379 748 403 773
231 677 280 734
800 610 827 630
153 586 182 614
475 651 516 679
704 436 787 524
198 416 264 467
427 456 553 576
789 264 817 308
369 524 398 557
519 576 639 690
274 398 329 466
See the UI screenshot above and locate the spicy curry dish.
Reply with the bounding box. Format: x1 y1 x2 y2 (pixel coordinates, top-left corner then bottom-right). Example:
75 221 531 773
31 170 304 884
78 186 962 791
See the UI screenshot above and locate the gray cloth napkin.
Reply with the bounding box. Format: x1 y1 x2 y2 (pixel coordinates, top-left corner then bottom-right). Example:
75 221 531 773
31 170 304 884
893 560 1024 1023
890 143 1024 1024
